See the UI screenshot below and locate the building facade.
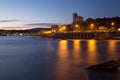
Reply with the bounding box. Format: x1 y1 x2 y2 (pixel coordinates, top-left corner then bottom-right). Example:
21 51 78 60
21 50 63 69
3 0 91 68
72 13 83 25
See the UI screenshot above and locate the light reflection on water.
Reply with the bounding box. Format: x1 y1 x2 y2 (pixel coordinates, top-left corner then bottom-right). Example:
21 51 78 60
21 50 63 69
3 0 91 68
56 40 88 80
0 37 120 80
56 40 70 80
87 40 98 64
57 40 69 71
55 39 120 80
72 40 82 65
108 40 117 59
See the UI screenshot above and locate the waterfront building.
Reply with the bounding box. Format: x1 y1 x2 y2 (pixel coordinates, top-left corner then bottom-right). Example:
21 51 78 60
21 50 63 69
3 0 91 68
72 13 83 32
98 26 108 32
42 13 120 38
72 13 83 25
58 24 73 33
51 25 59 33
65 24 73 31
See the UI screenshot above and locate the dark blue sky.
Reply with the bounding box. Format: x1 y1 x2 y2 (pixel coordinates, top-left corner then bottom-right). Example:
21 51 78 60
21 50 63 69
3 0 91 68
0 0 120 29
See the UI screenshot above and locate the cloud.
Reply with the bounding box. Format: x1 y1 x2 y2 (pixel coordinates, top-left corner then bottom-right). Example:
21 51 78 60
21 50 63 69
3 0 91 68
26 23 54 26
0 19 20 23
0 26 31 30
25 23 60 28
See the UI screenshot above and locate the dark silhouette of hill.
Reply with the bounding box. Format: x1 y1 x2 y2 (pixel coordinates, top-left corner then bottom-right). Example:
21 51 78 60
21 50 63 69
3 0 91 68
26 28 51 32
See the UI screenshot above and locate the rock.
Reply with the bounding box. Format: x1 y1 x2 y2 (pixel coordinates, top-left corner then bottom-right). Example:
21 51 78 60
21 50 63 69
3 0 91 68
119 58 120 62
86 60 120 72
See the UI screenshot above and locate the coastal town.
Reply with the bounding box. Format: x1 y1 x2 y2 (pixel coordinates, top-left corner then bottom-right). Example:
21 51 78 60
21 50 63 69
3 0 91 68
41 13 120 40
1 0 120 80
0 13 120 40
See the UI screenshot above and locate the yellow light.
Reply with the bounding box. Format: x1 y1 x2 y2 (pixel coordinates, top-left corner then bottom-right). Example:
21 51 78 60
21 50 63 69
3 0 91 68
90 23 94 27
118 28 120 31
63 26 66 29
58 25 66 32
75 24 79 27
111 22 115 26
43 30 52 34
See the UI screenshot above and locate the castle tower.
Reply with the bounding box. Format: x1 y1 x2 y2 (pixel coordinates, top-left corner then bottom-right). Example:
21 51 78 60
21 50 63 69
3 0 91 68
73 13 78 23
72 13 83 25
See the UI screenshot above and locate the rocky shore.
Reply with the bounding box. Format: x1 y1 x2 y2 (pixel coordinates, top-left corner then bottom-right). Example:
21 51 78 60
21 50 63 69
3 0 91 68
86 59 120 72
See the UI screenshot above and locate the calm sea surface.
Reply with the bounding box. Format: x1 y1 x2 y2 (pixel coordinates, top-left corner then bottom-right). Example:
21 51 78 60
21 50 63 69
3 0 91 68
0 36 120 80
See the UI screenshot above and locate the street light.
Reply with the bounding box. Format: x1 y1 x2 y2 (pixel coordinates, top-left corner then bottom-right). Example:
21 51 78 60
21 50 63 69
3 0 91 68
90 23 94 27
111 22 115 32
75 24 79 28
75 24 79 32
90 23 94 32
111 22 115 26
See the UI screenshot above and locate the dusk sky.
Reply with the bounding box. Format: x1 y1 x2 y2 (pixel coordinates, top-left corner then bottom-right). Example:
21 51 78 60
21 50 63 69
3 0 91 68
0 0 120 30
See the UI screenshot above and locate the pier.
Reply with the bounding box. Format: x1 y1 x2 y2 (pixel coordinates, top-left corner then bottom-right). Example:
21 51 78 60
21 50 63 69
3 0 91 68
48 32 115 39
41 31 117 40
53 32 96 39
